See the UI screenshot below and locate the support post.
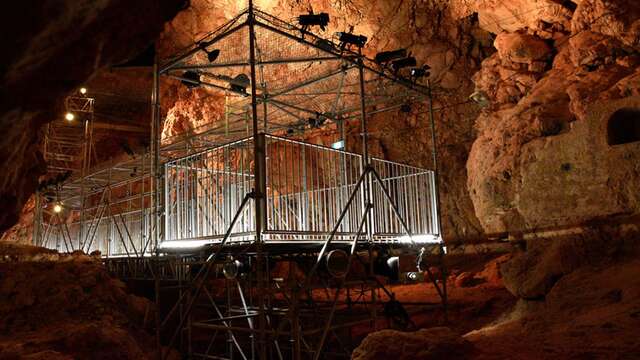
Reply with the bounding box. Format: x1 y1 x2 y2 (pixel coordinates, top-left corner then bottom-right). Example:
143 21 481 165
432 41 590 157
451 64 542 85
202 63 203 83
426 79 447 322
151 48 163 359
248 1 269 358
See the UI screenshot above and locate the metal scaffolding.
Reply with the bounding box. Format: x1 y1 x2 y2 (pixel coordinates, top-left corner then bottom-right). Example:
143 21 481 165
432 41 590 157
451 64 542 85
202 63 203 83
34 2 448 358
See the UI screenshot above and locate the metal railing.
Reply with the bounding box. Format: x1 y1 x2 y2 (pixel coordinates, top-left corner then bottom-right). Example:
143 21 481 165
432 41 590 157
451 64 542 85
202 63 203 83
163 134 439 244
165 137 256 243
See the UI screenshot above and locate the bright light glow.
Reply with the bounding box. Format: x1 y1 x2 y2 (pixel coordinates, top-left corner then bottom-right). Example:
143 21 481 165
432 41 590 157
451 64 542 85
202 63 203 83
53 204 63 213
79 87 87 95
398 234 442 244
65 112 75 121
331 140 344 150
158 240 212 249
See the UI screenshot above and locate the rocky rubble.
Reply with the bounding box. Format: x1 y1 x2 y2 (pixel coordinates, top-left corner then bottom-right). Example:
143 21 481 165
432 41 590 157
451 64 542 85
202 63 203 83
0 244 162 359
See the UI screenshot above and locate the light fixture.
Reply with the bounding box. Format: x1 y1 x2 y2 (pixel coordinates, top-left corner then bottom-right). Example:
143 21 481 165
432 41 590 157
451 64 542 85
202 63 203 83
229 73 250 94
315 38 335 52
64 112 75 121
298 12 330 31
397 234 442 244
331 140 344 150
337 32 367 49
469 90 490 108
199 46 220 63
410 65 430 81
158 239 211 249
53 203 63 213
308 114 326 128
181 71 201 89
391 56 416 73
375 49 407 64
79 87 87 95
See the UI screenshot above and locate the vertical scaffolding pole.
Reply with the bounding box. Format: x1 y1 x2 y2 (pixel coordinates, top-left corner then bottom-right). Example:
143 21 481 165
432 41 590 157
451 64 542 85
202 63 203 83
248 1 268 358
357 49 377 331
427 79 447 322
151 49 163 358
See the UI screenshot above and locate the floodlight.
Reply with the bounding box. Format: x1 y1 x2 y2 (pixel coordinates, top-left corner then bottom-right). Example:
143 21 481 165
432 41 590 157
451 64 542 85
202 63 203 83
53 203 63 213
65 112 75 121
308 116 326 128
410 65 430 80
337 32 367 48
331 140 344 150
79 87 87 95
375 49 407 64
229 73 250 93
199 46 220 63
315 38 335 52
391 56 416 72
298 12 329 31
181 71 201 89
469 90 490 107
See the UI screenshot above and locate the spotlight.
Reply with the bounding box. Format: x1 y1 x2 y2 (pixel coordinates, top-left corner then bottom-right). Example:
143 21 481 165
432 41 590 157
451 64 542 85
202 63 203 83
53 203 63 213
222 258 249 279
181 71 201 89
64 112 75 121
331 140 345 150
391 56 416 73
298 12 330 31
308 114 326 128
229 73 250 94
337 32 367 49
324 249 349 278
469 90 490 107
79 87 87 95
315 38 335 53
199 45 220 63
375 49 407 64
410 65 431 80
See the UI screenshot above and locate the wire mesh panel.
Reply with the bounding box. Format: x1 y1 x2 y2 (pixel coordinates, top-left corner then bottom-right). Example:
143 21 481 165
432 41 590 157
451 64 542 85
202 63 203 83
264 135 364 241
370 158 439 241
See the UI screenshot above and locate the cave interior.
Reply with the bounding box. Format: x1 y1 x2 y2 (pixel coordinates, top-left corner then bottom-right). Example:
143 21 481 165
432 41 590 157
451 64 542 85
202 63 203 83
1 0 640 359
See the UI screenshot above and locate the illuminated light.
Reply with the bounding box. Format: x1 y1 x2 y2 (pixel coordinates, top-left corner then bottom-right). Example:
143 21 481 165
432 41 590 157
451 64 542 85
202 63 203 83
158 240 212 249
469 90 490 108
398 234 442 244
53 204 63 213
331 140 344 150
79 87 87 95
64 112 75 121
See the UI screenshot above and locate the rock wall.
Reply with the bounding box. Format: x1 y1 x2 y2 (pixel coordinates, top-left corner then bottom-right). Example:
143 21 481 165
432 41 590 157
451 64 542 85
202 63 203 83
467 0 640 234
0 0 187 233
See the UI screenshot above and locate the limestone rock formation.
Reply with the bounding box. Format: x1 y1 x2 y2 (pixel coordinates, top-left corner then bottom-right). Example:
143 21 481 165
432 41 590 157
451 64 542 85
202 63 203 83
352 327 474 360
0 245 161 359
467 0 640 234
